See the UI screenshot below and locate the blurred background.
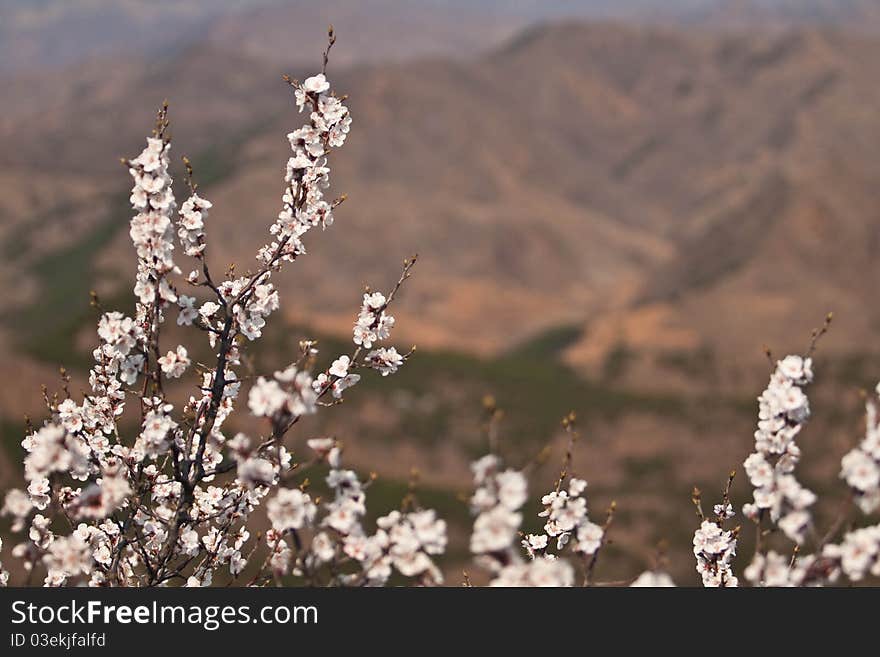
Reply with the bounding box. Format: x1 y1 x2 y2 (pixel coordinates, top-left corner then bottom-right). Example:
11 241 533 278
2 0 880 584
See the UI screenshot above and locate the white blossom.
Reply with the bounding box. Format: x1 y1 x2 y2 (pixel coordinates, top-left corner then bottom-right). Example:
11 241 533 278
302 73 330 94
630 571 676 587
158 345 190 379
267 488 316 532
742 355 816 544
248 377 287 417
693 519 738 587
238 458 276 490
178 194 212 257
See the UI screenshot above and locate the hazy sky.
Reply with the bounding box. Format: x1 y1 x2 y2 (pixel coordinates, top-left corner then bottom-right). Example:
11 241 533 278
0 1 863 74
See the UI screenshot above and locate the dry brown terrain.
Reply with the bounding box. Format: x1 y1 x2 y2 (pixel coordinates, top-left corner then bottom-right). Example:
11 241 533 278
3 13 880 582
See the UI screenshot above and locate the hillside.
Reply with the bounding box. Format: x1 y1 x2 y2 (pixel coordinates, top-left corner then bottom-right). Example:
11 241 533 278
4 18 880 582
0 0 524 73
5 21 880 382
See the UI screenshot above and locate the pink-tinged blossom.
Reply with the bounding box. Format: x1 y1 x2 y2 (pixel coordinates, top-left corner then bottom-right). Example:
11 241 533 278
365 347 404 376
267 488 316 532
158 345 190 379
840 383 880 513
177 194 212 257
469 455 531 573
127 134 179 308
742 355 816 544
536 476 600 553
693 518 738 587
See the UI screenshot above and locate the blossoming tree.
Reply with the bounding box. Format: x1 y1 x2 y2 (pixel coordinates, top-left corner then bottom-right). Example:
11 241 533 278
0 32 434 588
1 33 879 588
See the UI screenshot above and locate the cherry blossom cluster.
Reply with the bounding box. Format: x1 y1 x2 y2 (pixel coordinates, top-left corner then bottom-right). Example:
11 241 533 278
743 522 880 587
726 361 880 587
742 355 817 544
248 367 317 421
158 345 190 379
255 437 447 586
92 311 144 402
350 286 414 378
743 550 812 586
823 524 880 582
0 40 430 588
257 71 349 267
469 454 527 568
467 453 583 586
127 125 179 309
534 478 604 556
691 471 740 587
465 415 628 587
312 355 360 399
693 517 739 587
178 194 212 258
840 383 880 514
353 292 395 349
12 308 155 538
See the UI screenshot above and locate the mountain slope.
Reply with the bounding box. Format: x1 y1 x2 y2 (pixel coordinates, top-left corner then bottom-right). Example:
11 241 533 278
4 21 880 380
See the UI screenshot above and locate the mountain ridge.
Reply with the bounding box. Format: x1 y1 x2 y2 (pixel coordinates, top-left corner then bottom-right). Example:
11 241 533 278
3 19 880 388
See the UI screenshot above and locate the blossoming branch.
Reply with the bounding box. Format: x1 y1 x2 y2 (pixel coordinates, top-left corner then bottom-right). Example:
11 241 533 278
0 31 435 588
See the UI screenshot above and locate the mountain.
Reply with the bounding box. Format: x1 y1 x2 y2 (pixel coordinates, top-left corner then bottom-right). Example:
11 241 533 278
5 20 880 382
12 2 880 76
200 1 525 69
558 23 880 386
0 0 280 73
6 0 668 75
